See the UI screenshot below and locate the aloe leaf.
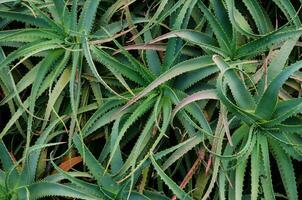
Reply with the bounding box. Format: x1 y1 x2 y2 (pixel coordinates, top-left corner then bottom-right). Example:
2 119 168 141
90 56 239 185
201 111 224 200
270 140 298 200
119 96 173 179
174 92 213 136
197 1 231 54
20 118 64 184
250 139 260 200
279 133 302 161
256 60 302 119
81 100 125 137
100 0 125 25
213 55 255 110
151 30 227 56
43 67 70 128
27 2 65 34
264 98 302 126
225 0 254 37
43 172 92 183
0 59 39 106
162 0 197 69
0 48 24 135
69 0 78 31
117 104 158 176
52 0 69 23
0 28 61 42
50 156 113 199
0 141 19 184
83 37 126 99
108 94 156 170
272 0 301 27
0 39 61 70
69 45 82 141
135 0 185 41
162 136 201 171
236 29 302 59
119 56 214 111
0 73 66 139
172 89 217 120
267 38 298 82
0 11 49 27
28 182 100 200
73 134 120 193
94 18 148 38
110 118 124 174
219 125 248 199
78 0 101 34
91 46 146 86
235 159 247 200
104 31 156 83
259 134 276 200
242 0 273 34
211 0 232 39
143 190 170 200
144 29 161 76
26 49 63 153
150 154 193 200
174 66 218 90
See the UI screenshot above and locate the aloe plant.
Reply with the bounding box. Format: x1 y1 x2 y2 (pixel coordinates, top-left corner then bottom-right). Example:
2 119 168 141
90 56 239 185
211 55 302 200
0 0 302 199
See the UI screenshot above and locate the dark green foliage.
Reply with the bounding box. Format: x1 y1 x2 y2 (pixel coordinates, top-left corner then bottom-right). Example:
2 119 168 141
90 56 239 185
0 0 301 199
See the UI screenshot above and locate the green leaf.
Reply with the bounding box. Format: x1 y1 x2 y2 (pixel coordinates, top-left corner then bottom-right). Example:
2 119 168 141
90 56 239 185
110 118 124 174
0 141 18 177
250 139 260 200
42 53 71 129
144 29 161 76
236 29 302 59
91 46 146 86
27 2 65 34
81 100 125 136
50 155 112 199
78 0 101 34
225 0 254 37
26 50 63 156
213 55 255 110
266 98 302 126
242 0 273 34
28 182 100 200
270 141 298 200
0 28 61 43
82 37 124 98
151 30 227 56
197 1 231 53
256 59 302 119
174 66 218 90
162 135 201 171
172 89 217 121
73 134 120 193
162 0 197 69
119 56 214 111
0 39 61 70
272 0 301 27
117 105 158 176
150 153 193 200
259 134 276 200
21 117 64 184
108 94 156 171
235 159 247 200
0 11 49 27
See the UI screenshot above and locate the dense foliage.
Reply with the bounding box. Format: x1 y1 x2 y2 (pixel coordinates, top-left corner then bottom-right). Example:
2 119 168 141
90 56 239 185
0 0 302 199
